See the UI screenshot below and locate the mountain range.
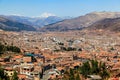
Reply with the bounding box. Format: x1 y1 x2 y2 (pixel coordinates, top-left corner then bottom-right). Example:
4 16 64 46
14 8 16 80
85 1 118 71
0 12 120 32
2 15 71 28
40 12 120 32
0 14 71 31
0 16 36 31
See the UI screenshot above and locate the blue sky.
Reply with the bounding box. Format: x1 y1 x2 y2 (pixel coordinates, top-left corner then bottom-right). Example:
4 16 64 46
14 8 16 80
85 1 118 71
0 0 120 17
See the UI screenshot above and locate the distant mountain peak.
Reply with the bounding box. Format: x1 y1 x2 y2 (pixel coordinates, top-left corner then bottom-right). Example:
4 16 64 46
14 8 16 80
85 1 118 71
39 12 56 18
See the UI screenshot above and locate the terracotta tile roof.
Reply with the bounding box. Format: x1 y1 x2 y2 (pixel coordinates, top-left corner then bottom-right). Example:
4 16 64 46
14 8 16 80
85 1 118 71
0 62 6 65
23 56 32 62
113 62 120 69
110 78 119 80
4 67 13 71
49 74 56 79
72 62 80 67
13 62 20 65
78 53 91 59
13 55 23 59
0 58 4 62
5 62 14 65
56 67 64 71
34 66 42 71
18 74 26 79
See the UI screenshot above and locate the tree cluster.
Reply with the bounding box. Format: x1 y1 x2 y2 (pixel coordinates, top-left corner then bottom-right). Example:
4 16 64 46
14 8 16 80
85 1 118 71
55 60 110 80
80 60 110 79
0 43 21 54
0 68 9 80
0 66 18 80
59 68 81 80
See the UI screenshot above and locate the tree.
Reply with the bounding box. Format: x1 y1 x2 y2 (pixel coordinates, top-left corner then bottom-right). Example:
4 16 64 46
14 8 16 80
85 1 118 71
100 62 110 79
7 46 21 53
69 68 75 80
0 44 6 54
12 71 18 80
75 73 81 80
62 70 70 80
80 61 91 78
0 67 9 80
0 43 21 54
100 69 110 79
91 60 99 74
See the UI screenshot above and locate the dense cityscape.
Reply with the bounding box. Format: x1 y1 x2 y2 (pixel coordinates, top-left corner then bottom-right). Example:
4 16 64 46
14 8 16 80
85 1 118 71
0 0 120 80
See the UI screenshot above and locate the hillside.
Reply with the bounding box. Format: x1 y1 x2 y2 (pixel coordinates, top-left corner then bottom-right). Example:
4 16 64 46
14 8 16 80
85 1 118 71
0 16 36 31
87 17 120 32
40 12 120 32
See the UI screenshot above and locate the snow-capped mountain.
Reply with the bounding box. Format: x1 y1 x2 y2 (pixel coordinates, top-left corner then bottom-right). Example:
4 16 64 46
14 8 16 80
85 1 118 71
40 12 120 32
39 12 56 18
1 13 71 29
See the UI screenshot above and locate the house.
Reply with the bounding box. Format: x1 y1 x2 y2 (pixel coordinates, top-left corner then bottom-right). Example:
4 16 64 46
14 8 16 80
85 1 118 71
11 55 23 63
34 77 40 80
20 63 34 76
18 74 26 80
19 63 41 80
87 75 102 80
4 67 14 79
23 56 32 63
0 58 4 62
48 69 61 80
